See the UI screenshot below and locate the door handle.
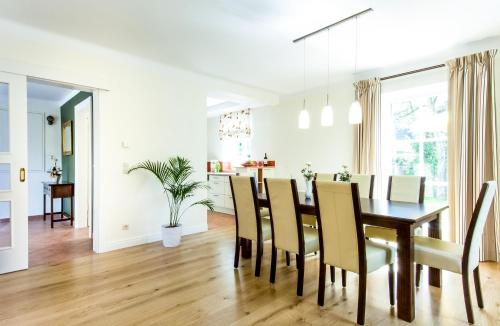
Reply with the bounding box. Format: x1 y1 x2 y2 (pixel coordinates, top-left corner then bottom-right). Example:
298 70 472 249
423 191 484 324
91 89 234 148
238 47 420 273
19 168 26 182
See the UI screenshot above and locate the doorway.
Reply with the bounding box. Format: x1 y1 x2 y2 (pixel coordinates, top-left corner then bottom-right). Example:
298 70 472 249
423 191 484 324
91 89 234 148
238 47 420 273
25 79 94 267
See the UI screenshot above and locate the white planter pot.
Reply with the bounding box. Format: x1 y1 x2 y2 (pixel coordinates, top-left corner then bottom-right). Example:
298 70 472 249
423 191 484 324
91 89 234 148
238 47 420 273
161 225 182 247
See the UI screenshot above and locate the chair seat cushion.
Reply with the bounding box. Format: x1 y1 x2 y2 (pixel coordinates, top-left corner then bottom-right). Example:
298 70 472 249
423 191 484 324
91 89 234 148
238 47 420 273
414 236 469 274
260 207 270 217
261 218 272 241
301 214 316 226
303 226 319 254
364 225 423 242
365 240 396 273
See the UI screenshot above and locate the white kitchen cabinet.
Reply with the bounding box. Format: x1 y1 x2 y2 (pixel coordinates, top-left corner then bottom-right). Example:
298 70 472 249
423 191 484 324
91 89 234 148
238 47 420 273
207 173 236 214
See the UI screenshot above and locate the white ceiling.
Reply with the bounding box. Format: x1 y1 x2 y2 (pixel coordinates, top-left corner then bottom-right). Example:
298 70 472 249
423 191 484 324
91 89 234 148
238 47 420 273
0 0 499 94
27 80 78 104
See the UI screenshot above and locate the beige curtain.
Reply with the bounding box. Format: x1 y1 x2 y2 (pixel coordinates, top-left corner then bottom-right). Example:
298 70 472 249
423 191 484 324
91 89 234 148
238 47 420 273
353 78 382 195
448 49 499 261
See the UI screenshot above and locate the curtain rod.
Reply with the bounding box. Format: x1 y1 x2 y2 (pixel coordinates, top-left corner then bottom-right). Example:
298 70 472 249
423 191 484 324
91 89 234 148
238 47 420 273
293 8 373 43
380 64 446 81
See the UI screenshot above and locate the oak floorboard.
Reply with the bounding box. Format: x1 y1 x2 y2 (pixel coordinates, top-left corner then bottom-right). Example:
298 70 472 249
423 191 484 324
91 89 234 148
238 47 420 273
0 211 498 325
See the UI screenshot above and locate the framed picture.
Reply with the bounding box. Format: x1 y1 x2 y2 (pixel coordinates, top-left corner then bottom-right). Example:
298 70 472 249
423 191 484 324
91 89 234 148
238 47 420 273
62 120 73 156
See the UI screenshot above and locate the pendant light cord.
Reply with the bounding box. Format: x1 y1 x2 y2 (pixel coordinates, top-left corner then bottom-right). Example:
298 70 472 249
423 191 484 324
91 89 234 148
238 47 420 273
303 38 306 109
327 28 330 105
354 16 358 74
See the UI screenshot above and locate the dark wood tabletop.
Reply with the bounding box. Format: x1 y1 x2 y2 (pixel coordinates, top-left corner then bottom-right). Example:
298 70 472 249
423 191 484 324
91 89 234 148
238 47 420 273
257 191 449 322
257 192 448 225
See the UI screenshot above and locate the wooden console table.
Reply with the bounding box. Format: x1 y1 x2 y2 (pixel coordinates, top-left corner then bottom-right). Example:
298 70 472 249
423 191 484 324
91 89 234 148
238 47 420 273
42 182 74 228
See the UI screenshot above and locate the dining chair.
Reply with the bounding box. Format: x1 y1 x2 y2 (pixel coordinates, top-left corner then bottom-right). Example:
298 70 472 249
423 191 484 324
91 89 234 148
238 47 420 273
414 181 496 324
230 176 272 277
365 175 425 242
313 181 395 325
350 174 375 199
314 173 337 181
264 178 319 296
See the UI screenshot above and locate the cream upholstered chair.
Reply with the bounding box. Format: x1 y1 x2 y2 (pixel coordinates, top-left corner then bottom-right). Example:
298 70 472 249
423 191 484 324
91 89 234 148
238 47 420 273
230 176 272 277
365 175 425 242
314 173 337 181
264 178 319 296
313 181 395 325
414 181 496 324
350 174 375 199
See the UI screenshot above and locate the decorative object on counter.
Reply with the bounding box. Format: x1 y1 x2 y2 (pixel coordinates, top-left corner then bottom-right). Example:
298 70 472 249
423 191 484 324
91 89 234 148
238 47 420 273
301 162 314 199
48 155 62 184
214 161 221 173
218 108 252 140
242 160 257 167
264 153 268 166
337 165 352 182
128 156 214 247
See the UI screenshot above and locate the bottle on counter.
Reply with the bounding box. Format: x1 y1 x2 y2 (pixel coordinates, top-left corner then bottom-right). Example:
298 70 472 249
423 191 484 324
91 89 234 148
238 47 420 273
264 153 268 166
215 161 221 173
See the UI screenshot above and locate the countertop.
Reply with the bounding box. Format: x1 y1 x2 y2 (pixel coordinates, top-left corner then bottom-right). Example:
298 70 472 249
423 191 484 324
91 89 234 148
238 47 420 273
207 171 239 176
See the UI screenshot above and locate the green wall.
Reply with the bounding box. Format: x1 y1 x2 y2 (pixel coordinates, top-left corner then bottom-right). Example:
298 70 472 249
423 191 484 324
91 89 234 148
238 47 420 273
60 91 92 214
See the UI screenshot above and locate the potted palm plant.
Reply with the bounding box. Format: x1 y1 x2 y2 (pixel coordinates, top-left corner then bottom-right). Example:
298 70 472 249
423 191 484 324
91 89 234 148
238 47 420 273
128 156 214 247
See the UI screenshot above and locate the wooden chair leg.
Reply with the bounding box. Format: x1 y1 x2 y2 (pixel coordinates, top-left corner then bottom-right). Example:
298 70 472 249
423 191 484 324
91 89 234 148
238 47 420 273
233 236 240 268
330 266 335 283
462 270 474 324
318 262 326 306
473 267 484 308
285 251 290 266
297 254 305 296
357 271 367 325
270 245 277 283
389 263 395 306
416 264 423 287
255 241 262 277
341 269 347 288
296 254 300 270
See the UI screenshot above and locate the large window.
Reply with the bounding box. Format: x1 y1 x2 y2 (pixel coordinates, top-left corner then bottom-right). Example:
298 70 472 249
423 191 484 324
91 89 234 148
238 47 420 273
381 82 448 203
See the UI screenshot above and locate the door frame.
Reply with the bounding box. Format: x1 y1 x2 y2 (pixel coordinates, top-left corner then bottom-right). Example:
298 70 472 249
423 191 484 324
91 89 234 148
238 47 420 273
26 76 103 254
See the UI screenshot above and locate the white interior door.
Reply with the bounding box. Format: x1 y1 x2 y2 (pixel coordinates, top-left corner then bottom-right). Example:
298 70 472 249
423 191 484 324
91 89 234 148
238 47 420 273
0 72 28 274
74 98 92 233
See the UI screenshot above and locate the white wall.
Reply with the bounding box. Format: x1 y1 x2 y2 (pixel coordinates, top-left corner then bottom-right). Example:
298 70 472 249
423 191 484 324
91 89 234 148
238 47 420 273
208 80 355 192
26 98 62 216
0 18 277 253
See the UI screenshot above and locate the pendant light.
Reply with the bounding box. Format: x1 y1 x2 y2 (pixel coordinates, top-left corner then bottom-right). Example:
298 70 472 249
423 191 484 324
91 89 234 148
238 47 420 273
298 38 310 129
321 28 334 127
349 16 362 125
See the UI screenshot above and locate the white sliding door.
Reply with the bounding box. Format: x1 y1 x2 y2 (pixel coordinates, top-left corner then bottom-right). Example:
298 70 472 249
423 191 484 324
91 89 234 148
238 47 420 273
0 72 28 274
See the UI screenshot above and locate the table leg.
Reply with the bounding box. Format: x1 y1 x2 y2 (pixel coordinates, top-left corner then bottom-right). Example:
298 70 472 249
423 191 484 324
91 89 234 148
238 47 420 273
428 213 442 287
61 198 64 221
70 196 74 226
43 194 46 221
241 238 252 259
50 197 54 228
396 225 415 322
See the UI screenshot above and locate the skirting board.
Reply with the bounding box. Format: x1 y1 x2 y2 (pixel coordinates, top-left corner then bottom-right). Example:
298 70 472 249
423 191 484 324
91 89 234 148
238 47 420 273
98 223 208 253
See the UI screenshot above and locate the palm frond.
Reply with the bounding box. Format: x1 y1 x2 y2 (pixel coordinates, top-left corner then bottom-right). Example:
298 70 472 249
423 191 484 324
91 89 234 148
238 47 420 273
128 156 211 227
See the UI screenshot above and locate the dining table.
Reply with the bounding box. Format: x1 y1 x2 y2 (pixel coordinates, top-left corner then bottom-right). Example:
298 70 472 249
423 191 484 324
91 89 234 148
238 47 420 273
253 192 448 323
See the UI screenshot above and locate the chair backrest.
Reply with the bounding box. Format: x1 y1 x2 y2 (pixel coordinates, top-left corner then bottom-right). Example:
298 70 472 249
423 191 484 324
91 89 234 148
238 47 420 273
313 181 365 274
264 178 303 254
229 176 262 242
350 174 375 198
387 175 425 203
463 181 497 271
314 173 336 181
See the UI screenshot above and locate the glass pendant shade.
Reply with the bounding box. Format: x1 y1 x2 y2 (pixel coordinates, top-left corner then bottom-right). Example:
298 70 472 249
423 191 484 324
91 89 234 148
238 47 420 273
298 108 310 129
321 105 334 126
348 100 362 124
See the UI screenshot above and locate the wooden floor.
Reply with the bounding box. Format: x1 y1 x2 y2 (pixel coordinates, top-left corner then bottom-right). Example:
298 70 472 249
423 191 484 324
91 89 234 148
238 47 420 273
28 215 92 267
0 211 498 325
0 215 92 267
